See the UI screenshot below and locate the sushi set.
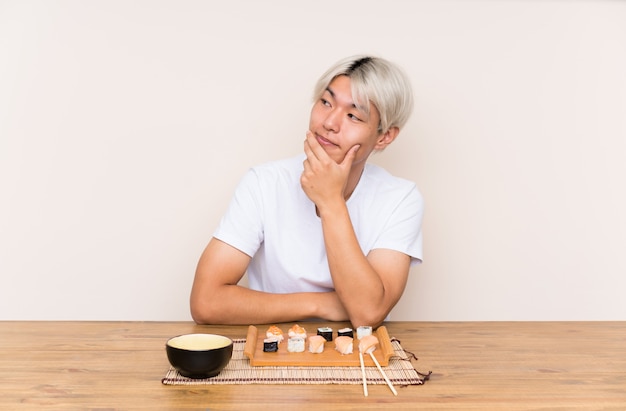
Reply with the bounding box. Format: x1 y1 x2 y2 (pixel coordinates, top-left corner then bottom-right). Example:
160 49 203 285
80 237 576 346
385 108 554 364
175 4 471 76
243 324 394 367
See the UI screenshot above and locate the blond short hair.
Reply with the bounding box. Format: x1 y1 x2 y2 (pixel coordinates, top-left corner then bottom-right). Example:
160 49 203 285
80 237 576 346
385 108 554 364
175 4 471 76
313 55 414 133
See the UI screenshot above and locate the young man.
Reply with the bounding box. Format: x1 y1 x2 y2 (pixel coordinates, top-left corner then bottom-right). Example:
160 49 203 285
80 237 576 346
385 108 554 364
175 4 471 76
190 55 423 327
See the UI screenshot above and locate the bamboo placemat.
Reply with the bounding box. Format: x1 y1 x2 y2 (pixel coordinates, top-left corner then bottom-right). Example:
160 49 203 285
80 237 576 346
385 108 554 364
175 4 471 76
162 338 429 385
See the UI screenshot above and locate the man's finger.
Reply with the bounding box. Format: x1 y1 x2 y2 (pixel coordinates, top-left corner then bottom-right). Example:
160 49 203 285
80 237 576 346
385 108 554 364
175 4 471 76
341 144 361 168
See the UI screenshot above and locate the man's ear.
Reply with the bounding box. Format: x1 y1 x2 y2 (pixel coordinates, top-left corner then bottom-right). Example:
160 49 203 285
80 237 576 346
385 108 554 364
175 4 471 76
374 126 400 150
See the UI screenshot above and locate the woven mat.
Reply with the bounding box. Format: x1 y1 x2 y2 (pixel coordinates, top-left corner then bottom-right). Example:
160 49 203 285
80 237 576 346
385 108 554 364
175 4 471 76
162 338 428 386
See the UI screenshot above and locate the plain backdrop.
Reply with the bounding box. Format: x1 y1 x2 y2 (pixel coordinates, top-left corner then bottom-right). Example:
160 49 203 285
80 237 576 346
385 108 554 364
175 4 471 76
1 0 625 321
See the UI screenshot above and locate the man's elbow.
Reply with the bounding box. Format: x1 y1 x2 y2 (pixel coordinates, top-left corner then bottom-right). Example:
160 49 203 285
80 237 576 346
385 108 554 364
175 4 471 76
190 302 207 325
349 311 387 330
190 297 219 325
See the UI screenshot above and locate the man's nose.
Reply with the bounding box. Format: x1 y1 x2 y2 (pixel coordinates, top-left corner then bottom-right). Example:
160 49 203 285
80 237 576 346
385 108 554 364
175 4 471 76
323 109 340 132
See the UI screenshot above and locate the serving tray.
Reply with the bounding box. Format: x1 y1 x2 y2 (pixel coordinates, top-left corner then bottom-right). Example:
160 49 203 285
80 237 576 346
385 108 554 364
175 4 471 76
243 325 394 367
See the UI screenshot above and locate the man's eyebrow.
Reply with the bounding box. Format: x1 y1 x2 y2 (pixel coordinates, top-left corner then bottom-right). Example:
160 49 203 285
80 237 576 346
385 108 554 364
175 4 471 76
326 86 359 110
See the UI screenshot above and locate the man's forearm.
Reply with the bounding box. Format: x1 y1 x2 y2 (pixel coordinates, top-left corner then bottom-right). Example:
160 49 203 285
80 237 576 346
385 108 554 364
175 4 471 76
318 203 389 327
191 284 346 325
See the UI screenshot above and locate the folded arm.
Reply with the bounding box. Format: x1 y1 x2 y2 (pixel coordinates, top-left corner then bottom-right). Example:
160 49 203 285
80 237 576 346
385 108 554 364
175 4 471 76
320 203 411 328
301 132 411 328
190 238 350 325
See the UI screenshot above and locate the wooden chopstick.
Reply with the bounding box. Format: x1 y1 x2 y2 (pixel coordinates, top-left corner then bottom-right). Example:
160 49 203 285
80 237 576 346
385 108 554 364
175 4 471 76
369 352 398 396
359 351 368 397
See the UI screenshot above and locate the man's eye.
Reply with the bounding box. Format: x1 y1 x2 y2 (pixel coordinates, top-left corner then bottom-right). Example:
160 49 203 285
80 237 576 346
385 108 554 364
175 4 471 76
348 113 362 121
320 98 331 107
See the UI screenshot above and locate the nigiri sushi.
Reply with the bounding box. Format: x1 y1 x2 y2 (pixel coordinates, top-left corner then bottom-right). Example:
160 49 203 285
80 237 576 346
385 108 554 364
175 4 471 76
334 336 354 355
266 325 284 343
288 324 307 339
308 335 326 354
358 334 379 354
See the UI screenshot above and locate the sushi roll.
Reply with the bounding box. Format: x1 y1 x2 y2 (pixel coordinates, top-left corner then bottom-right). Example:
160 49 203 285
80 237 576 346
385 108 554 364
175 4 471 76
263 338 279 352
356 325 373 340
334 336 354 355
317 327 333 342
288 324 307 339
287 337 305 353
308 335 326 354
266 325 284 343
337 327 353 338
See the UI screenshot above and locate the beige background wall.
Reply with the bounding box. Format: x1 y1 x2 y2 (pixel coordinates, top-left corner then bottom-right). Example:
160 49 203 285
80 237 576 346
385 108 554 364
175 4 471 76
1 0 625 321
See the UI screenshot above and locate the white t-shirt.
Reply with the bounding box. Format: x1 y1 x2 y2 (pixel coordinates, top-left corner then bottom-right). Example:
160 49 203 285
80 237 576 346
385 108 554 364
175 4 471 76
213 155 423 294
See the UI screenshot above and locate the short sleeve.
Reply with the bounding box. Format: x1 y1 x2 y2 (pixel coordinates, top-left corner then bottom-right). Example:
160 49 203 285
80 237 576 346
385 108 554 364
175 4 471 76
373 184 424 265
213 169 265 257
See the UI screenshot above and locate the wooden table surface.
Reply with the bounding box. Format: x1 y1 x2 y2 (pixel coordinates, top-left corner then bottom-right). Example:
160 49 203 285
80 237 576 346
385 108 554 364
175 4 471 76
1 321 625 410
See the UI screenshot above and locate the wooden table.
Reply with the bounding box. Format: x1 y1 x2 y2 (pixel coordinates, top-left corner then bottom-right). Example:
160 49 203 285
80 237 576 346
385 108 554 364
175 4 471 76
1 321 625 410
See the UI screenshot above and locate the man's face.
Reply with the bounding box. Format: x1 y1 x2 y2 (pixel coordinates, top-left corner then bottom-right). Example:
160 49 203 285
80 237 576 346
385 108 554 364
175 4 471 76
308 75 383 166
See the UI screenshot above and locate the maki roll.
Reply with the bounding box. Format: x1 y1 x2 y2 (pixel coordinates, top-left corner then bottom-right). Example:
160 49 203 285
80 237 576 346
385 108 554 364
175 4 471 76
337 327 353 338
356 326 373 340
263 338 279 352
317 327 333 342
287 337 305 353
